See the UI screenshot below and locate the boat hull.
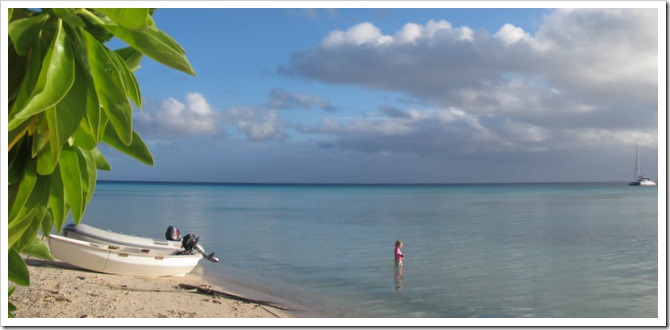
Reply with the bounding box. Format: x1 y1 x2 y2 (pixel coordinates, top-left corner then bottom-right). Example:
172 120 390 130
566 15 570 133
62 223 182 253
629 179 657 186
48 235 202 277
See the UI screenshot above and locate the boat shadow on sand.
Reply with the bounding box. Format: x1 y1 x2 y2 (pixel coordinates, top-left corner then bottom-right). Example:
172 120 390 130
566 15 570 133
24 256 89 272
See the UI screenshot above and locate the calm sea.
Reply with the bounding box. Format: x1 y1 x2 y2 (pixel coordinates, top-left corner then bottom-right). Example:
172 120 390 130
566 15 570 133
78 181 658 318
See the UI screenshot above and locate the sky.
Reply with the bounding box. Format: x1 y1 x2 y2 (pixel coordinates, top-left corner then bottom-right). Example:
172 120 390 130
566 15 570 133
89 3 663 184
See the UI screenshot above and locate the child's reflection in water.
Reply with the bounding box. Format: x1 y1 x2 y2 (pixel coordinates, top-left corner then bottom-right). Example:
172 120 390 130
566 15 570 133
394 265 404 292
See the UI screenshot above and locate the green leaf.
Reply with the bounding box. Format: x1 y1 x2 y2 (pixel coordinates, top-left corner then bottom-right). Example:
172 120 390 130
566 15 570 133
103 126 154 166
9 157 37 221
82 29 133 144
13 18 76 120
94 8 150 31
35 113 58 175
13 174 50 252
72 72 104 149
9 39 43 128
79 10 113 42
8 36 30 106
8 170 48 251
112 51 141 109
99 19 196 76
35 142 58 177
65 24 91 72
72 118 97 150
52 56 88 142
9 302 16 318
22 237 54 260
8 208 37 249
59 146 83 222
115 47 143 72
8 14 49 56
37 110 60 175
8 285 17 317
8 248 30 286
93 89 108 144
48 167 68 233
145 15 185 53
8 137 28 186
30 114 49 157
76 147 97 207
66 28 106 146
37 62 88 175
41 210 54 237
8 119 30 154
51 8 85 28
91 147 112 171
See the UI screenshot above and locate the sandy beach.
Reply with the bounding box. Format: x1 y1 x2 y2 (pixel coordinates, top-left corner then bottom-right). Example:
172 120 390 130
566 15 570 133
9 257 293 319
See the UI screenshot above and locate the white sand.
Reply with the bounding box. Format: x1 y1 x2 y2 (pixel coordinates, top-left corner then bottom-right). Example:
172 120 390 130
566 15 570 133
10 257 292 319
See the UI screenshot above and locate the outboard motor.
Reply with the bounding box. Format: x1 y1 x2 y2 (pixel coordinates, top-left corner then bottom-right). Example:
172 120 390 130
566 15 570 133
178 233 219 262
181 233 200 252
165 226 181 241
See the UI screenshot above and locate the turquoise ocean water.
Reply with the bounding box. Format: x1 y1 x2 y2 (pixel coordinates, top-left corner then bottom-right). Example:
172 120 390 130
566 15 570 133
78 181 658 318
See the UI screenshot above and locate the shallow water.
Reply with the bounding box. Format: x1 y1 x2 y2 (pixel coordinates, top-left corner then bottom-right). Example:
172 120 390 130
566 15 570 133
80 182 658 318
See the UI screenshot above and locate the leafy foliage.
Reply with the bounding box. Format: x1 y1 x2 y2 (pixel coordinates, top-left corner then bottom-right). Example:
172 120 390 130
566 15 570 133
7 8 195 317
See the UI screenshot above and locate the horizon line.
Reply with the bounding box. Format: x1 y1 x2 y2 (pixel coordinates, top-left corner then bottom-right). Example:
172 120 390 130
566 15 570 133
96 179 636 186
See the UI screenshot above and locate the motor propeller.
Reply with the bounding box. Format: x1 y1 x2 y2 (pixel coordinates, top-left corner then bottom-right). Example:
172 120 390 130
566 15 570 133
180 233 220 262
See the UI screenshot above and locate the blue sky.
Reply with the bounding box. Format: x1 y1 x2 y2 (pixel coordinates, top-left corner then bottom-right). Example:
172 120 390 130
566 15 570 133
95 4 662 184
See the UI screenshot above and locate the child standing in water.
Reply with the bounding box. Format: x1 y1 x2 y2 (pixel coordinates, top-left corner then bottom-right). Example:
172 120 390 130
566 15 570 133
394 240 404 291
394 240 404 267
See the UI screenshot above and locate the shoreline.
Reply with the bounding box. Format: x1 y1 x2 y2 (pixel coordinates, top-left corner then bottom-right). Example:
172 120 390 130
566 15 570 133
10 257 294 319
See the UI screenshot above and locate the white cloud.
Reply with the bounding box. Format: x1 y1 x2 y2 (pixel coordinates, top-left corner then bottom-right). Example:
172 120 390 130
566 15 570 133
323 22 392 47
322 19 474 48
560 129 657 148
281 9 658 158
286 9 657 110
221 88 341 142
184 92 213 116
137 90 325 142
226 107 287 142
238 110 286 142
534 9 657 100
135 92 220 136
395 23 423 44
302 104 557 158
494 23 530 45
424 20 452 37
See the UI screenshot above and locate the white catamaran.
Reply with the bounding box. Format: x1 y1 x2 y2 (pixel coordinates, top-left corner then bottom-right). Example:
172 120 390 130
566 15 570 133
628 144 656 186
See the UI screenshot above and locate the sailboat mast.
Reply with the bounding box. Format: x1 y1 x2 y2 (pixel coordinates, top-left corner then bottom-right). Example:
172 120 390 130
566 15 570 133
634 144 641 180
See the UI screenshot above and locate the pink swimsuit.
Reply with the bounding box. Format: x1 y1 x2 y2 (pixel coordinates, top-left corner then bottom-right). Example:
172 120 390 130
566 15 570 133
394 247 404 264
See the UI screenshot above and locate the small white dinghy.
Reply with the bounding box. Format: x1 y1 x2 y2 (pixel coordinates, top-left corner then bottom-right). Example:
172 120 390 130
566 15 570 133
62 223 182 252
48 234 202 277
62 223 219 262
